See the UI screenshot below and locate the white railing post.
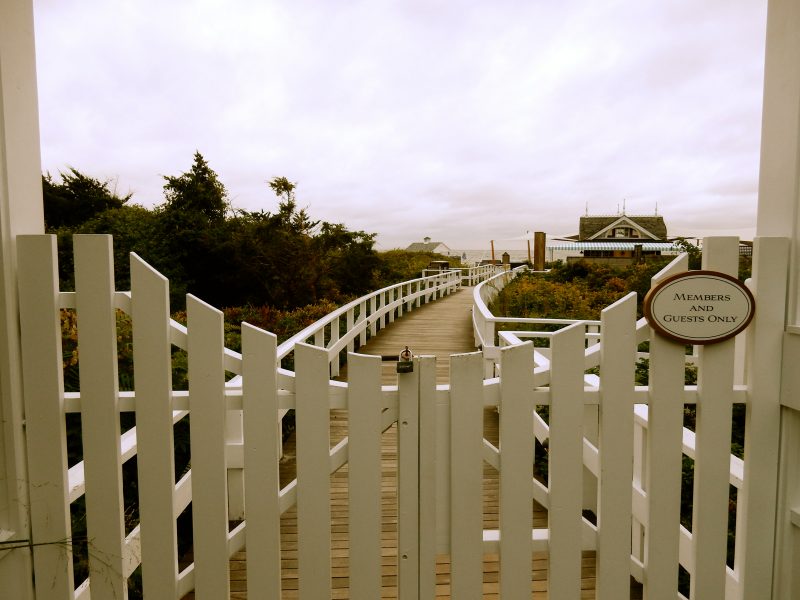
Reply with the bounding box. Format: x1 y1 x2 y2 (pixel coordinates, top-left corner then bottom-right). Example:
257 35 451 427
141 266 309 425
358 300 367 347
346 308 355 353
329 316 341 376
370 296 377 337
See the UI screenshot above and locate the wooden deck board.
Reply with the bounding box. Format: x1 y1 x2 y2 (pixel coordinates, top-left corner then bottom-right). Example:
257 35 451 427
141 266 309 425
348 287 478 384
183 287 622 598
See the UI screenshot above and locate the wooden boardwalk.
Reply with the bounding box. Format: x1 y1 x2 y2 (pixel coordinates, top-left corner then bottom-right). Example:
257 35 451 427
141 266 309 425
186 287 608 598
354 286 478 384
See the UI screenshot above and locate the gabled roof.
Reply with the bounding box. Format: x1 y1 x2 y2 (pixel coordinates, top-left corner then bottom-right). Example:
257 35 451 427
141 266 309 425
579 215 667 241
405 241 450 252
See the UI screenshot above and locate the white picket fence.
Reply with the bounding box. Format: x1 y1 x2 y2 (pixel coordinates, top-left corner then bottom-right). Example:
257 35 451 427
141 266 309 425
14 233 791 599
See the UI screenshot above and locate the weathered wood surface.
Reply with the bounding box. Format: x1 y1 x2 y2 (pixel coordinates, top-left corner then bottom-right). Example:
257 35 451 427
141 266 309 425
351 286 477 384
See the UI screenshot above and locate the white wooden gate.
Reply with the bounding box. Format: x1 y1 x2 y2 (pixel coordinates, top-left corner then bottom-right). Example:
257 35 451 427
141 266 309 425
13 233 791 599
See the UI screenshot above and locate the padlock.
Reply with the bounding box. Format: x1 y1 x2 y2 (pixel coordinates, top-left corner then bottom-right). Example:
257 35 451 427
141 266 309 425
396 346 413 373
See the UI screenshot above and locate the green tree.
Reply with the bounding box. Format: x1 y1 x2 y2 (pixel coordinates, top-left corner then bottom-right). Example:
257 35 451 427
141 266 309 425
673 237 702 270
156 152 231 307
42 168 130 230
160 151 229 223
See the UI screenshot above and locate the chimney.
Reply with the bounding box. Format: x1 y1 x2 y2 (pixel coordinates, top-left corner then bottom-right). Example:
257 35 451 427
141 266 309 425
533 232 546 270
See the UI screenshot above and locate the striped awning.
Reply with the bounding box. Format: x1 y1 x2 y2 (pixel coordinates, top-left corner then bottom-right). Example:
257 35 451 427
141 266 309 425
547 242 681 252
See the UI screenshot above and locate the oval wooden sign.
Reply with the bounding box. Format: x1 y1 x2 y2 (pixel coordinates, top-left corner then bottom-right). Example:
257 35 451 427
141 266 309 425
643 270 755 345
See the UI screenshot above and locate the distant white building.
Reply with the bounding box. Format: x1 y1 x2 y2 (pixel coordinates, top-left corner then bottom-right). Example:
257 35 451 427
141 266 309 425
405 236 452 255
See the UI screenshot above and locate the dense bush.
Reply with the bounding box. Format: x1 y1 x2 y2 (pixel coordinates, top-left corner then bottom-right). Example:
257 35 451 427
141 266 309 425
490 259 671 321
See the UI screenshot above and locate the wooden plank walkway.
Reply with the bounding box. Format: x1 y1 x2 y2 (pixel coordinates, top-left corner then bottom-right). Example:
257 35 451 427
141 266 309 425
184 287 612 598
352 286 478 384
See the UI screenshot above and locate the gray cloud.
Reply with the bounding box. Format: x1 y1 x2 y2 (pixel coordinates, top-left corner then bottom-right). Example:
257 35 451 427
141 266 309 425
34 0 766 249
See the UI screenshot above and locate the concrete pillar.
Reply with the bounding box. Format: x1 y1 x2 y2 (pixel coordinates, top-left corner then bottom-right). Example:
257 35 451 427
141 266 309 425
0 0 45 597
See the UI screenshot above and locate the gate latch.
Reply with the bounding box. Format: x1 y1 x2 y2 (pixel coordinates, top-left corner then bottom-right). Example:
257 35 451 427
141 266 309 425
396 346 413 373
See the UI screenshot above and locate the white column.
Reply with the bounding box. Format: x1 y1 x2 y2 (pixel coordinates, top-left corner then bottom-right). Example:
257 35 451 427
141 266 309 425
0 0 44 598
756 1 800 598
756 0 800 326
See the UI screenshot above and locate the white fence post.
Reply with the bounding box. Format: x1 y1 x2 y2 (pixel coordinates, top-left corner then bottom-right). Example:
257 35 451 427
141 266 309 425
347 352 383 598
397 357 420 599
690 238 739 599
498 343 535 596
596 293 637 599
417 355 438 599
242 324 282 600
449 351 484 598
130 253 179 599
548 323 586 599
17 235 74 599
294 343 332 598
187 295 230 599
74 234 127 599
735 237 789 599
644 253 688 599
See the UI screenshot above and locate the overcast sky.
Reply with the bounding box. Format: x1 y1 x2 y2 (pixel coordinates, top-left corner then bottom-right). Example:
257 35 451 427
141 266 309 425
33 0 768 250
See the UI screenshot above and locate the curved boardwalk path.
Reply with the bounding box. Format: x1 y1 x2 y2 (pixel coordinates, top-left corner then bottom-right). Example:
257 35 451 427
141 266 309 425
190 287 605 598
346 285 478 384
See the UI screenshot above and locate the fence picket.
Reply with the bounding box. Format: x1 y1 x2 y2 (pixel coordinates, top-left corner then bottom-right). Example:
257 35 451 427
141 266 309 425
398 358 420 599
449 352 484 599
597 292 637 599
691 237 739 598
187 295 230 598
548 322 586 599
17 235 74 599
738 236 789 597
295 343 332 599
73 234 127 599
242 324 281 599
499 342 535 596
645 254 688 599
130 254 179 599
347 352 383 599
418 355 438 598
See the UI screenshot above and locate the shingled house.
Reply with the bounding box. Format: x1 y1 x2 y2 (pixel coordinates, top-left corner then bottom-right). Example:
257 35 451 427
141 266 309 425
555 214 678 265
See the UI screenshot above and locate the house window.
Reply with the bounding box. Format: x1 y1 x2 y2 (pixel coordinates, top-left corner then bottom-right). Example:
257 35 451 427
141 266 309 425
611 227 639 238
